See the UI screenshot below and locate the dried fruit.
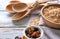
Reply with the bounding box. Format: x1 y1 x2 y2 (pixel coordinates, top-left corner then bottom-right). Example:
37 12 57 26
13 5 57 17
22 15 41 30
23 36 27 39
27 34 31 38
28 27 34 34
19 37 22 39
32 31 40 38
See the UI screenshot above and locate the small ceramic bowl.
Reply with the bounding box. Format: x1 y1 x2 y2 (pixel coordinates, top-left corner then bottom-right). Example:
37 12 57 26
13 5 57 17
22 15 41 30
41 4 60 28
6 4 15 13
12 2 28 13
24 26 43 39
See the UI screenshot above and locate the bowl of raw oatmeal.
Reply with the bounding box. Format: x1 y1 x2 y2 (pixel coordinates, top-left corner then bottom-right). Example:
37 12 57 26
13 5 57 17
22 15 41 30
41 4 60 28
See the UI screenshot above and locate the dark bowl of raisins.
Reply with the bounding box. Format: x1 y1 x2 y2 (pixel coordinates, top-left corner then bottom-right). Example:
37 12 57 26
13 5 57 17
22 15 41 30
24 26 43 39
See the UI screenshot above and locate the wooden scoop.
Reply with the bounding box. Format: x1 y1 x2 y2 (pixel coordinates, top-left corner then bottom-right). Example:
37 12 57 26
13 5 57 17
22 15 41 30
6 0 20 13
6 4 15 13
12 10 28 21
12 2 28 13
12 1 40 21
12 7 38 21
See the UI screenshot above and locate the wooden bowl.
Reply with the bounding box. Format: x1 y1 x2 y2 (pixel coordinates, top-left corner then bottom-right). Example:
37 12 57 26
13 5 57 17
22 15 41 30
12 2 28 13
41 4 60 28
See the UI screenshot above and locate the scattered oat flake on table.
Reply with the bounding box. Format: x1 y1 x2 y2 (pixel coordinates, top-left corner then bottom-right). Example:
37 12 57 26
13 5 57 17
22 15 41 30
29 16 40 26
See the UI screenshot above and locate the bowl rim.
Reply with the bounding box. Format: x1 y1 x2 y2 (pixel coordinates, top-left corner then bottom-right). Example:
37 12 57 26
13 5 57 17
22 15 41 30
10 1 20 4
24 26 44 39
12 2 28 13
40 4 60 24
